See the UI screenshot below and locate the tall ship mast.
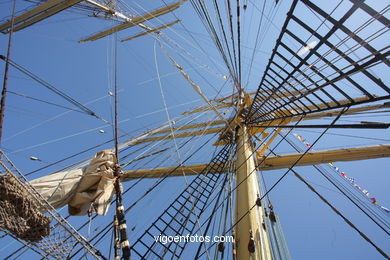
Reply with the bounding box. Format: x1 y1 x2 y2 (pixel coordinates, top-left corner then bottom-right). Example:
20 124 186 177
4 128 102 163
0 0 389 259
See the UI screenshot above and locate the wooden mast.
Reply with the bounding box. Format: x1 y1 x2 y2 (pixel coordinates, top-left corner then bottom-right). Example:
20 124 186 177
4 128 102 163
235 124 272 259
232 90 271 260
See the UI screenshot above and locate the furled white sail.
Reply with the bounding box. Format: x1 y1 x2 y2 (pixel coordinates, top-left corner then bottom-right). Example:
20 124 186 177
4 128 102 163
30 150 117 216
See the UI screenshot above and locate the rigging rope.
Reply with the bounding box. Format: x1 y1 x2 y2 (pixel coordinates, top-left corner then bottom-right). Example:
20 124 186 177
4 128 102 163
244 0 266 88
190 0 238 81
0 0 16 146
68 131 220 259
194 142 236 258
210 0 237 84
158 42 230 125
113 33 130 260
154 39 211 259
293 171 389 259
246 0 390 123
197 110 344 257
193 118 300 257
236 0 241 86
285 133 390 234
6 90 87 114
1 1 388 258
0 56 99 119
257 107 347 201
263 133 390 256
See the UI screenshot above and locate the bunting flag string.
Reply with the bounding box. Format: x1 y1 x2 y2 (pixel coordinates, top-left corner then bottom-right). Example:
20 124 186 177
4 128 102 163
225 76 240 89
292 133 389 214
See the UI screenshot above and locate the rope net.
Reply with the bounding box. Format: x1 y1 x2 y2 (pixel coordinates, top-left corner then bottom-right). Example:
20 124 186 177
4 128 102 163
0 174 51 242
0 151 101 259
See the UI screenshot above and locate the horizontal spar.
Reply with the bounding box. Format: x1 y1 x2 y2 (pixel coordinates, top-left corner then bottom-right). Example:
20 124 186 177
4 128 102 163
181 88 317 117
182 102 233 116
121 20 181 42
250 96 375 122
129 126 224 145
252 123 390 129
143 103 388 145
121 163 211 180
0 0 82 33
80 0 186 42
151 119 226 135
121 144 390 180
250 102 389 131
212 88 303 104
2 0 84 33
258 144 390 170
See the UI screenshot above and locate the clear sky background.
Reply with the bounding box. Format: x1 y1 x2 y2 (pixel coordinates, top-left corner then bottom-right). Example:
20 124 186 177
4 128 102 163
0 0 389 259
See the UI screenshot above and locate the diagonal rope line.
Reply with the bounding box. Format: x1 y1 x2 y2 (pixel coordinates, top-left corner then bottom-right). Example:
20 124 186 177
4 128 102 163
0 56 98 118
154 39 211 259
198 108 347 256
280 133 390 235
292 171 389 258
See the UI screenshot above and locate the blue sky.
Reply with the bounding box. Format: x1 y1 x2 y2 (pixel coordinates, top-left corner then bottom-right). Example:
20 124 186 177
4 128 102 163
0 0 389 259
